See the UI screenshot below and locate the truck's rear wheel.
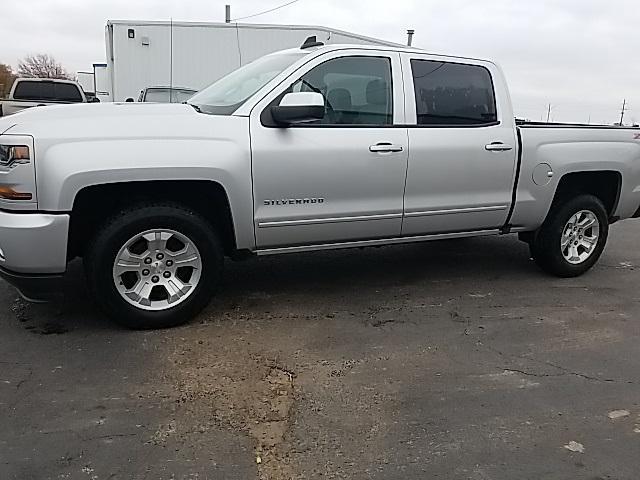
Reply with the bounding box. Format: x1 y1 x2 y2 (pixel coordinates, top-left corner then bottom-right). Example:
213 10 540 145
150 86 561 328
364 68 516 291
531 194 608 278
86 204 222 329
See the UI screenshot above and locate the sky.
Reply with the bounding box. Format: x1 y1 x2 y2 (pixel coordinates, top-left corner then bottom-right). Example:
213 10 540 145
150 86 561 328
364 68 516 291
1 0 638 124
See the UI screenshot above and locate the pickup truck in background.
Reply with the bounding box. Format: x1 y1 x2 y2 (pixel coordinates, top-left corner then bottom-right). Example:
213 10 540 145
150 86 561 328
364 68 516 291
134 86 198 103
0 40 639 329
0 77 91 117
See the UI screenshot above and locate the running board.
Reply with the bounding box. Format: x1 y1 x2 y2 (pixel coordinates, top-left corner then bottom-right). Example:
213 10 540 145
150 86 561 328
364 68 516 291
256 229 501 256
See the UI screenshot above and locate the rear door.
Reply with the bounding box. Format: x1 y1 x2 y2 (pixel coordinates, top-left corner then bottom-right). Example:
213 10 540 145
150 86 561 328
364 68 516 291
400 54 518 236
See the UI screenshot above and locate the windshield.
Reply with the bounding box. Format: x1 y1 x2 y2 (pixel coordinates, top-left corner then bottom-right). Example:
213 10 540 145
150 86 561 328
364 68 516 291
144 88 197 103
188 51 307 115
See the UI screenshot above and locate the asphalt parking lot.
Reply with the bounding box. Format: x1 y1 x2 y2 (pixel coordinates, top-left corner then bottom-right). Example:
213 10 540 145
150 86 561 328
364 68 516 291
1 221 639 480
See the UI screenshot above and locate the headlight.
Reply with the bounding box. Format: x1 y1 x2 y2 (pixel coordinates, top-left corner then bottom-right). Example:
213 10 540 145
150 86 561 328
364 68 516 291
0 142 34 201
0 145 30 169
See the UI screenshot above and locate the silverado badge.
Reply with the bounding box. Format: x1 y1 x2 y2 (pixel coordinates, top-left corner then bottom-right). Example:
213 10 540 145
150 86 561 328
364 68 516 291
264 198 325 206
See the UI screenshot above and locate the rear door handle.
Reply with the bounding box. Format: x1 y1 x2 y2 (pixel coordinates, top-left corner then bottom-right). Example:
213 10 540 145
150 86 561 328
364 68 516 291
370 143 404 153
485 142 513 152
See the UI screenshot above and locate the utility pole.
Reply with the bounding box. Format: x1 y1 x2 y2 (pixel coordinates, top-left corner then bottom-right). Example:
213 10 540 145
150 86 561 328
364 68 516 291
407 29 415 46
546 104 554 123
225 4 231 23
619 99 628 126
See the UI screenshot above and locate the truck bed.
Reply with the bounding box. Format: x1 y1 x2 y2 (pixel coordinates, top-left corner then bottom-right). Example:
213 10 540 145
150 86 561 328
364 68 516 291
509 122 640 231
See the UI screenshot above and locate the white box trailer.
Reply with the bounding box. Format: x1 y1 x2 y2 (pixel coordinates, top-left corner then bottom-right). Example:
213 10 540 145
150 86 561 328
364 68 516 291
105 20 400 102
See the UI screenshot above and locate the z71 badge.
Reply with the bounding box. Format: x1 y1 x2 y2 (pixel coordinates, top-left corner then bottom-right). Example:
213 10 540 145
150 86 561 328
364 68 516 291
634 133 640 140
264 198 325 206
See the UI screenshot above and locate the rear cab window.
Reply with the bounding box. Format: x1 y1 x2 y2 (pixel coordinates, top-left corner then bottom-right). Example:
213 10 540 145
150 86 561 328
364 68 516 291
13 80 83 103
54 83 83 102
409 59 497 126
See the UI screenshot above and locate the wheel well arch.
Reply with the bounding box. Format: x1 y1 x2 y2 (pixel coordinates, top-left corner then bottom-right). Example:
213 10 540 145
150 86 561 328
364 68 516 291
68 180 237 259
551 170 622 218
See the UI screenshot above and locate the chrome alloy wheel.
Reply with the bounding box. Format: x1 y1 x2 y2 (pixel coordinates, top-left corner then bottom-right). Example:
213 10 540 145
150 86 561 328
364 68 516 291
113 229 202 311
560 210 600 265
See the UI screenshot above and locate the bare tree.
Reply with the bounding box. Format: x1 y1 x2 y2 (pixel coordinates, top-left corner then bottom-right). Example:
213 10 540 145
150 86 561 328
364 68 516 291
0 63 16 97
17 54 71 80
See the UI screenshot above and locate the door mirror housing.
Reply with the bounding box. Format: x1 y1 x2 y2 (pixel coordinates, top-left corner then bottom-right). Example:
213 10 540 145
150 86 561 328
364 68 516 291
270 92 325 126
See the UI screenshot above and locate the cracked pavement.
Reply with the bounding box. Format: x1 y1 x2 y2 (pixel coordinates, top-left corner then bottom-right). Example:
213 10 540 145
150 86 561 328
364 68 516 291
1 221 640 479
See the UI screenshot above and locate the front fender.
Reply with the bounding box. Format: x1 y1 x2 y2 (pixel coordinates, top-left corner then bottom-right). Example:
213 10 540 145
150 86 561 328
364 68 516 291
35 136 254 250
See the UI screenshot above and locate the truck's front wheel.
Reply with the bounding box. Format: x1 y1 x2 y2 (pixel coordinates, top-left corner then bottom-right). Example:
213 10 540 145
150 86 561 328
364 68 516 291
85 204 222 329
531 194 609 278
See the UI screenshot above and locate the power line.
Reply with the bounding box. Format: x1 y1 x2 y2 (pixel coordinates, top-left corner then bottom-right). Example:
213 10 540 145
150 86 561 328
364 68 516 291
234 22 243 67
231 0 303 22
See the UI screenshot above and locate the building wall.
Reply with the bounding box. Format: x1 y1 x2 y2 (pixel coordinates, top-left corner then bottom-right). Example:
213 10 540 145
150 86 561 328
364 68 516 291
106 21 399 102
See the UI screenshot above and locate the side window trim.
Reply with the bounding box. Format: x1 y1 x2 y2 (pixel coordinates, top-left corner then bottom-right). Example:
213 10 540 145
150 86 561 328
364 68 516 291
401 54 501 128
257 51 405 129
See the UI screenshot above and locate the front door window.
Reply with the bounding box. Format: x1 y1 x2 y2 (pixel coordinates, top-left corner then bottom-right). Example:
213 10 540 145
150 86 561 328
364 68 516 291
288 56 393 126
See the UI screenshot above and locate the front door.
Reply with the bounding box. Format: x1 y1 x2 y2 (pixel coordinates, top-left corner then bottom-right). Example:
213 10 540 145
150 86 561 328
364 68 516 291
250 51 408 249
400 54 518 236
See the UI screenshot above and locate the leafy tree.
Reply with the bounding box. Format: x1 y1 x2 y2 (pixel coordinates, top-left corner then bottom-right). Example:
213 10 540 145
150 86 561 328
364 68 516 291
17 54 71 80
0 63 16 97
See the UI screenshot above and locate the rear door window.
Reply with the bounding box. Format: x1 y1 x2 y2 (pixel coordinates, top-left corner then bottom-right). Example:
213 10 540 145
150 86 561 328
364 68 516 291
411 60 497 126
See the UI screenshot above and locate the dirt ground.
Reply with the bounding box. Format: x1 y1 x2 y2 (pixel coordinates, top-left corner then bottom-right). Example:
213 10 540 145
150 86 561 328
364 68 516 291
1 221 640 480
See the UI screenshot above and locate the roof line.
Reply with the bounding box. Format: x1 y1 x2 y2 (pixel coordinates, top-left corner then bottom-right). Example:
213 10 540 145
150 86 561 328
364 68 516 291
304 44 493 65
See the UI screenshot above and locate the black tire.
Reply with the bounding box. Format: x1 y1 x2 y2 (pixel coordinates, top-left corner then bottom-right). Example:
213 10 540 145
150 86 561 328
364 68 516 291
531 194 609 278
85 203 223 329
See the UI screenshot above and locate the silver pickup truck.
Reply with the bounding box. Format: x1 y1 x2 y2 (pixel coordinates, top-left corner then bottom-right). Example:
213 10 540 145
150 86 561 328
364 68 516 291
0 41 639 329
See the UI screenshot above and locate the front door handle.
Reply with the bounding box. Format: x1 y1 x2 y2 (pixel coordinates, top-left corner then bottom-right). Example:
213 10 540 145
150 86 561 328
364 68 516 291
370 143 404 153
485 142 513 152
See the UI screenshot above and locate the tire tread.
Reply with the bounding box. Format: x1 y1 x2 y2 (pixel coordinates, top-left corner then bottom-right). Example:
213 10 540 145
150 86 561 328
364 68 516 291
85 202 222 329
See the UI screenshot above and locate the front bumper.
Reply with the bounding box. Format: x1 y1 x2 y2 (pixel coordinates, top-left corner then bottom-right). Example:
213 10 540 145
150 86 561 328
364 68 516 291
0 210 69 273
0 267 64 301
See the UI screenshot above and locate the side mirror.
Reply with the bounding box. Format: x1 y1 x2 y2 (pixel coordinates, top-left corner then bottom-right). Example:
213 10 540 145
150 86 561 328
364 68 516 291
90 96 101 103
271 92 325 126
125 97 134 103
